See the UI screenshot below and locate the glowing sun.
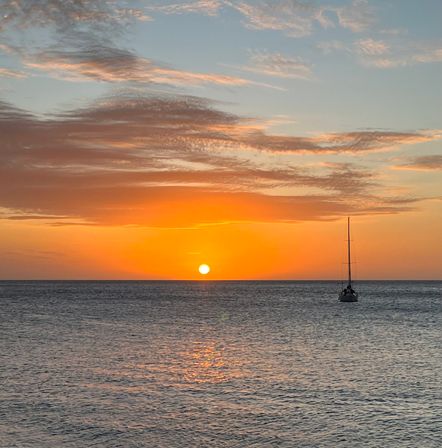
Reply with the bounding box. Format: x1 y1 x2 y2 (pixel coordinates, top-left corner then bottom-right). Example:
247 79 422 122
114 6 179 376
198 264 210 275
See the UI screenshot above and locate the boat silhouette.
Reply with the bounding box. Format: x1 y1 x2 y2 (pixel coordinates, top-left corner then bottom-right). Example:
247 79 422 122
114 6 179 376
339 217 359 302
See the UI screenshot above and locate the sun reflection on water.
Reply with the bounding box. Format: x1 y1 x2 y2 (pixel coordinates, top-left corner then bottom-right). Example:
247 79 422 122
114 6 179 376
182 341 229 384
89 337 248 392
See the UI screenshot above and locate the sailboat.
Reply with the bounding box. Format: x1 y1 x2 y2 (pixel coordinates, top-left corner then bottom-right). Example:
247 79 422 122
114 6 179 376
339 217 359 302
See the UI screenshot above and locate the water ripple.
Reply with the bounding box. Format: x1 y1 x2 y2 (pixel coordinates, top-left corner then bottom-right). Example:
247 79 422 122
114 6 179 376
0 281 441 447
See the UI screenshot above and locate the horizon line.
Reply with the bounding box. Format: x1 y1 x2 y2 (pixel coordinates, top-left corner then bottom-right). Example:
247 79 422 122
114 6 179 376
0 278 441 282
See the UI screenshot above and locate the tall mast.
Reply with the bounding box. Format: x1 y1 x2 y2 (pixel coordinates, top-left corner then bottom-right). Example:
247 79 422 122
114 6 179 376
347 217 352 286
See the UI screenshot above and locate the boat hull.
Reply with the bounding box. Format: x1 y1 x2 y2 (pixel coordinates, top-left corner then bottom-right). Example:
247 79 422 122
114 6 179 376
339 291 358 302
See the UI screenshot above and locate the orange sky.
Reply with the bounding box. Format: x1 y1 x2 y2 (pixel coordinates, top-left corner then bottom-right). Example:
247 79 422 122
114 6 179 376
1 0 441 279
1 201 441 279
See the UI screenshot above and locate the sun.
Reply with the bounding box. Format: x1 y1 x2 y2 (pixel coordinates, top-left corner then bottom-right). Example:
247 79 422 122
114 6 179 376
198 264 210 275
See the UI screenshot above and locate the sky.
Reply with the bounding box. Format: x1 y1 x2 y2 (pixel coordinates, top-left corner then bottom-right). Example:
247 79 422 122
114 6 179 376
0 0 441 280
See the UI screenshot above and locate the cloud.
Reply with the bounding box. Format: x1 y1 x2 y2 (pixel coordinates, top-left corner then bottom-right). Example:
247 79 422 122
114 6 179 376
0 95 436 226
1 249 65 260
0 67 27 78
311 131 438 153
245 130 439 154
24 44 255 87
0 1 154 88
394 155 442 171
149 0 379 37
227 0 321 37
0 0 149 34
0 43 16 54
336 0 375 32
410 46 442 64
148 0 333 37
319 37 442 69
360 42 442 68
1 14 268 90
236 51 313 80
317 40 348 55
0 166 413 227
1 95 438 158
147 0 223 16
355 38 389 56
0 0 393 94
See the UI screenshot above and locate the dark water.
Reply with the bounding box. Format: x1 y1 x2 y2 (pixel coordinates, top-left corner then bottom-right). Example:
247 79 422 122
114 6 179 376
0 281 441 447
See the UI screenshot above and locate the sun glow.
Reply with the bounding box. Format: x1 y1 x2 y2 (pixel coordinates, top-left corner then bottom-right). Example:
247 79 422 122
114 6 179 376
198 264 210 275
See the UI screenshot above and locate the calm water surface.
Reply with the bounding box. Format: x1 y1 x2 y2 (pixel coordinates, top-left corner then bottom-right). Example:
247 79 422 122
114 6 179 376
1 281 441 447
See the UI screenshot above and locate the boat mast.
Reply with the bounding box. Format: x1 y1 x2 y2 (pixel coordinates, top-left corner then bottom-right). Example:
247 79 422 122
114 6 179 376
347 217 352 287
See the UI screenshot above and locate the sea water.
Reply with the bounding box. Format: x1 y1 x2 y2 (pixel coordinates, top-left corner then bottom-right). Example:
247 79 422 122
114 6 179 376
0 281 441 447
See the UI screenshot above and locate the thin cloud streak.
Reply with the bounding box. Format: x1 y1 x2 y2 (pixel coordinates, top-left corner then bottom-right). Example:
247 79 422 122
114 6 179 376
0 67 27 78
24 45 255 88
234 51 313 80
147 0 223 16
393 155 442 171
355 38 389 56
245 130 439 154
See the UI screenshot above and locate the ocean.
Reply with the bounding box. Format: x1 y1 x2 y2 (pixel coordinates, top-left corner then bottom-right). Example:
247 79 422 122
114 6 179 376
0 281 441 447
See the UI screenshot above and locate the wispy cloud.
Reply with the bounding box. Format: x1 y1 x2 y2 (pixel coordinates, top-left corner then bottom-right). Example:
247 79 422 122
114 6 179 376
361 42 442 68
24 44 256 88
394 155 442 171
246 130 439 154
226 0 322 38
319 36 442 69
0 2 273 90
335 0 375 32
235 51 313 80
408 45 442 65
0 67 27 78
0 43 16 54
0 0 149 34
317 40 348 55
147 0 223 16
355 38 389 56
149 0 377 37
